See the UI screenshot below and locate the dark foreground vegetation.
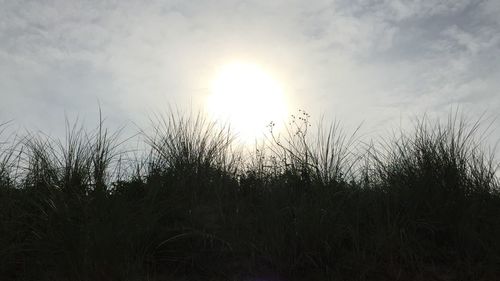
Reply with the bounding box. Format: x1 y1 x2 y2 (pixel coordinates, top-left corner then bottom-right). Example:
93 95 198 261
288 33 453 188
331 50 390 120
1 111 500 281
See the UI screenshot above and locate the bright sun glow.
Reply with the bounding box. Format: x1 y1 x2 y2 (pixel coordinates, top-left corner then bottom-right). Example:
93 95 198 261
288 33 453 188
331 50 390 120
207 61 288 141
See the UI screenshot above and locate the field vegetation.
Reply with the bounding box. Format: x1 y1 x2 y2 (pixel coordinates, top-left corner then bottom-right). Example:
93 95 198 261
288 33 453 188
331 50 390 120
1 110 499 281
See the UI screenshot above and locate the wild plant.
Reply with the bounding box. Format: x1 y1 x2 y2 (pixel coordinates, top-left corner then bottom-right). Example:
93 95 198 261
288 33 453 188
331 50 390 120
265 109 360 186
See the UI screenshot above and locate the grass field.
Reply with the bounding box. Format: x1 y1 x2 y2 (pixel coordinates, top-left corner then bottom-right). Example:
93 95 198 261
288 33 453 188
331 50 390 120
1 111 499 281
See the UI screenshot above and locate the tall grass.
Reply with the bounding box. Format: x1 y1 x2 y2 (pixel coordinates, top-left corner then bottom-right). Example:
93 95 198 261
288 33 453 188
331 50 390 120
0 122 18 188
145 110 239 179
265 110 361 185
1 110 500 280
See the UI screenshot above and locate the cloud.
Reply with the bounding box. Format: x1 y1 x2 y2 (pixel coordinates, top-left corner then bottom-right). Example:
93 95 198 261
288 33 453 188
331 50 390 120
0 0 499 148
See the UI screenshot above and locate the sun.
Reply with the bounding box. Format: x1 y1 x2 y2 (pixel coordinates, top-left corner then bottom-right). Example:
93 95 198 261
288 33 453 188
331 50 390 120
207 61 288 141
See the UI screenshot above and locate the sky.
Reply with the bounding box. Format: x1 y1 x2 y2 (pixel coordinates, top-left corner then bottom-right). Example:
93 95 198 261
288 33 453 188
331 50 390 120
1 0 500 150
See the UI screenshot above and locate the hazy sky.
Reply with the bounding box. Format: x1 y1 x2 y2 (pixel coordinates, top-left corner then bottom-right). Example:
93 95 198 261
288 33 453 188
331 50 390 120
1 0 500 147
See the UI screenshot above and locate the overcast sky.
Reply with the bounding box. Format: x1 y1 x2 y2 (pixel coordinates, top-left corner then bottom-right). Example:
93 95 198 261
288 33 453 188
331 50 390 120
1 0 500 148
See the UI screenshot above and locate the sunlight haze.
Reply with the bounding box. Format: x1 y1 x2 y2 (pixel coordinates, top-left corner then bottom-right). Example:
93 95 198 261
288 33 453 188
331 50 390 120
207 61 289 142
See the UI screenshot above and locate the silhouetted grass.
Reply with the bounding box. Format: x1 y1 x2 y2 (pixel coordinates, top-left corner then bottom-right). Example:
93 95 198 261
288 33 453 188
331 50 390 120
1 110 499 281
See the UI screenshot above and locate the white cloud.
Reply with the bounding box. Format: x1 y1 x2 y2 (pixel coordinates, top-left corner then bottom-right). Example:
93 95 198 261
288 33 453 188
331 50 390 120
0 0 499 149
